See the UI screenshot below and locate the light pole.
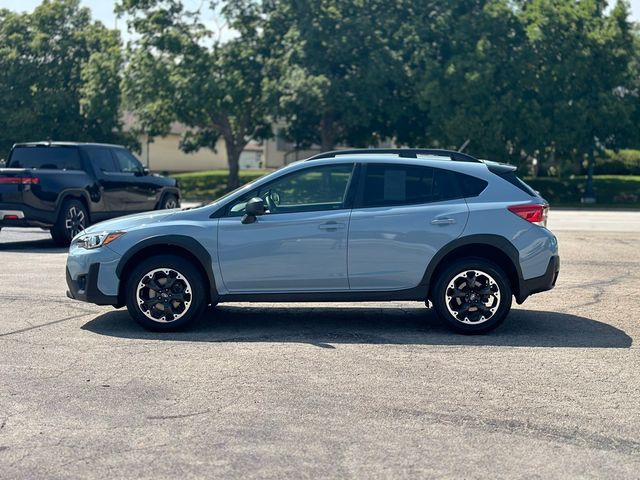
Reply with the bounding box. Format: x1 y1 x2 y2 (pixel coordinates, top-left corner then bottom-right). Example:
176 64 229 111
582 149 596 204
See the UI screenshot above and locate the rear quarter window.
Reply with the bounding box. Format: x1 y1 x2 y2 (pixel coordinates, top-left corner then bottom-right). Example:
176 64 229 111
500 172 537 196
451 172 488 198
8 146 82 171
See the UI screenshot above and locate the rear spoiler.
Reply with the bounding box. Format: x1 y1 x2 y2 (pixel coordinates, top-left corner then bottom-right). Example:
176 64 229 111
481 160 517 175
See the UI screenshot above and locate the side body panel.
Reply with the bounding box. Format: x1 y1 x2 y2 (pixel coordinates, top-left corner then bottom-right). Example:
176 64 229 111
217 210 351 293
348 200 468 290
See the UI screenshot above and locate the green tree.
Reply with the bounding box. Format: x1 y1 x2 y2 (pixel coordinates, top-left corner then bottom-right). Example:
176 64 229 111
394 0 535 161
0 0 127 158
118 0 271 190
262 0 406 151
518 0 637 179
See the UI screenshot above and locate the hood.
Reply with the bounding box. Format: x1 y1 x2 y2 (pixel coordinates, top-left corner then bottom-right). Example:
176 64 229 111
83 209 180 234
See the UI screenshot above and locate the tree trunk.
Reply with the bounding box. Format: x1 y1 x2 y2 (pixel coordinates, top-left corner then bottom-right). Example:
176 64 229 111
225 137 241 191
320 112 337 152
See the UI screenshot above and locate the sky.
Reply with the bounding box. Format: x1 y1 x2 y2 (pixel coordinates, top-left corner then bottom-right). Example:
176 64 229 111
1 0 639 34
0 0 227 41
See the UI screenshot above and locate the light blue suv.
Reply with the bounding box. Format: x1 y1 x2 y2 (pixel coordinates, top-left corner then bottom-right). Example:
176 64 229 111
66 149 559 334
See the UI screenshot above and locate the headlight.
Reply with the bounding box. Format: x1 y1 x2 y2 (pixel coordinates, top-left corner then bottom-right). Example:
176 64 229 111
75 231 126 249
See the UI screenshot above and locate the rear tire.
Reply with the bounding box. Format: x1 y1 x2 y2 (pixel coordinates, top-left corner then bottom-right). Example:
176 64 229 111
51 199 88 246
125 255 207 331
432 257 512 334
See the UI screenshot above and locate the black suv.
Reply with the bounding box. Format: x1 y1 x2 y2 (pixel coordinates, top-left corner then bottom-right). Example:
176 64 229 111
0 142 180 245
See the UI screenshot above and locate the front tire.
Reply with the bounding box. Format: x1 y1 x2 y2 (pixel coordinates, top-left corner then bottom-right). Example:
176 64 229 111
432 257 512 334
159 194 179 210
51 199 88 246
125 255 207 331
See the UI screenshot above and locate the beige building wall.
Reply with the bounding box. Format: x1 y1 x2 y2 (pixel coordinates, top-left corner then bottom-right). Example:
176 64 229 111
138 134 229 172
125 114 396 173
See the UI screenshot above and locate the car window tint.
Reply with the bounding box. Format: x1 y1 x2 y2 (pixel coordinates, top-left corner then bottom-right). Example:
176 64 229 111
362 164 445 207
453 172 489 197
86 147 117 172
112 149 141 173
8 146 82 170
499 172 536 196
227 164 354 216
262 165 353 207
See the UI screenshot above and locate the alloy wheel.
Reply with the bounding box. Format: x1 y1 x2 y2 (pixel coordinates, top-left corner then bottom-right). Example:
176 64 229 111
445 269 501 324
65 206 86 238
136 268 193 323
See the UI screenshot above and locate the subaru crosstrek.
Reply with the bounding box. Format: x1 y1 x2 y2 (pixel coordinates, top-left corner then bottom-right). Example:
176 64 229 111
66 149 559 334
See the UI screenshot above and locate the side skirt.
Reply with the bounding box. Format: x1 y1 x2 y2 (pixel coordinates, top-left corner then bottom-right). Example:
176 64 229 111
217 286 428 303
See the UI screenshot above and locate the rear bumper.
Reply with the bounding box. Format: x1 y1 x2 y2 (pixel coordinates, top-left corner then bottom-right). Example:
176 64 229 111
66 263 120 306
0 203 56 228
0 209 24 219
517 255 560 303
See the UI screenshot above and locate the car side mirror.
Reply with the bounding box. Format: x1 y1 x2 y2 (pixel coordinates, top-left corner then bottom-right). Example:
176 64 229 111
143 167 150 175
242 197 266 224
135 167 149 176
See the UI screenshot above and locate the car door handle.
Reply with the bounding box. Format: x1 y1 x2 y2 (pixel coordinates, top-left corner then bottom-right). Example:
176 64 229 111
431 217 456 225
319 222 345 230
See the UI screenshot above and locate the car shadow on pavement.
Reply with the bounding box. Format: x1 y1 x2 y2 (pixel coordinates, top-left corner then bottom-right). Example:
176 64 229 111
0 237 67 253
82 305 632 349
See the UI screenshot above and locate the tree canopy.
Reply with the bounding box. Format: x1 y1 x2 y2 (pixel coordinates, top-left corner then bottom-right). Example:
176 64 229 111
118 0 271 189
1 0 638 182
0 0 129 158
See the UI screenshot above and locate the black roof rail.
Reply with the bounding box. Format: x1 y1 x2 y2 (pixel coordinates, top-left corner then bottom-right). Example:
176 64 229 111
306 148 480 163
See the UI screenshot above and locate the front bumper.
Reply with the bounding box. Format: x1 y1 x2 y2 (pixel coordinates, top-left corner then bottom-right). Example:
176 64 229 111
66 263 120 306
66 244 122 306
517 255 560 303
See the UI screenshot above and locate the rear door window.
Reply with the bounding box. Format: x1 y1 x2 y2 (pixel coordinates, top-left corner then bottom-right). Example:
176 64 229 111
8 146 82 170
361 164 457 207
85 147 118 173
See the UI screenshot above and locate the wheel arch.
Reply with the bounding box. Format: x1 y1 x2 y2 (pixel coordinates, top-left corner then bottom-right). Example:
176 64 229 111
55 191 92 223
115 235 218 306
424 235 525 304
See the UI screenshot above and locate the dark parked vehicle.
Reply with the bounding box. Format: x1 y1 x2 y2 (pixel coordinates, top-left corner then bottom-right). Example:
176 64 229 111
0 142 180 245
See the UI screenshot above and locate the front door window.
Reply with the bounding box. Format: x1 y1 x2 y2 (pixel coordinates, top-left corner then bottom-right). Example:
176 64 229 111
228 163 354 217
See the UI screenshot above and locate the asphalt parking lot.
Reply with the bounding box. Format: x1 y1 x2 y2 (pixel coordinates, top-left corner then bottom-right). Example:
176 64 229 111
1 210 639 479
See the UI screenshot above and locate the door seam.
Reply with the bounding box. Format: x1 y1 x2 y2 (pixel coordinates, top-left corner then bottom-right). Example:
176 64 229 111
345 208 353 289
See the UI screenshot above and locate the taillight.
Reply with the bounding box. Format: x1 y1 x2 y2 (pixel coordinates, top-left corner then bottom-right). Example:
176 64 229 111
0 177 40 185
508 203 548 227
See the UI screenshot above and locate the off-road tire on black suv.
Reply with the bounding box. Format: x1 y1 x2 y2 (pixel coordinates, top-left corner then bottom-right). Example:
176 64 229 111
51 199 88 247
